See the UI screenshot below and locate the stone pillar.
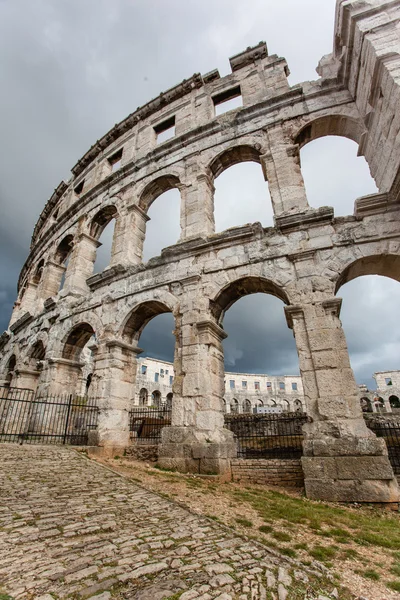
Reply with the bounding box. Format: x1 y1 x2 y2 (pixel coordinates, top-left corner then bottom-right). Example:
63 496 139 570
39 261 66 300
262 125 309 217
17 282 38 317
158 311 236 474
180 172 215 241
116 204 150 265
285 299 399 503
13 368 41 393
63 233 100 295
91 339 140 451
43 358 83 396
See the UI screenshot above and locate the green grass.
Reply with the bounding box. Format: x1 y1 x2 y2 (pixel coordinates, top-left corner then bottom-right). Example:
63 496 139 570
356 569 380 581
258 524 273 534
390 564 400 577
387 581 400 592
230 487 400 552
309 545 337 562
272 530 291 542
235 518 253 528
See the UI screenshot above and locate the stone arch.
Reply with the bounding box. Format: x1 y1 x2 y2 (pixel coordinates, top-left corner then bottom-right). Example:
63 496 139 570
293 114 363 150
208 144 263 180
30 340 46 361
360 396 373 413
210 275 290 325
389 395 400 409
335 254 400 293
138 175 182 212
139 387 148 406
120 299 176 345
62 322 96 362
89 204 118 240
32 259 45 285
152 390 161 407
282 399 290 412
4 354 16 387
230 398 239 414
54 234 74 264
294 399 303 412
166 392 173 409
243 399 252 414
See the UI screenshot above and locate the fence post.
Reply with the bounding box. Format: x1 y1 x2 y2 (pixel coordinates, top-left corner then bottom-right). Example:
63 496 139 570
63 395 73 445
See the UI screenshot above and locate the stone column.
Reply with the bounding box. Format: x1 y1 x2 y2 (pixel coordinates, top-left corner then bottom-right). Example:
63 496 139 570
16 282 38 317
115 204 150 265
285 299 399 503
62 233 101 295
180 172 215 241
91 339 141 451
262 125 309 217
43 358 84 396
13 368 41 393
158 303 236 474
39 261 66 300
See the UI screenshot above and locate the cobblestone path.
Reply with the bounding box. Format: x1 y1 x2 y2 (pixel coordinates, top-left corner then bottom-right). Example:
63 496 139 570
0 445 338 600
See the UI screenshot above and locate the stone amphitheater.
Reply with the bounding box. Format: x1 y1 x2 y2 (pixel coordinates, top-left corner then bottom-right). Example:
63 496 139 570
1 0 400 504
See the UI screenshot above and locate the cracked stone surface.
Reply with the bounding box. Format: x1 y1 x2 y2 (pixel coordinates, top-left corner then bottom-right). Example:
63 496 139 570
0 445 340 599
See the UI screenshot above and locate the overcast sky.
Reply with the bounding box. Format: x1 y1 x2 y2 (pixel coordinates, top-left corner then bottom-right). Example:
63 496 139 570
1 0 399 390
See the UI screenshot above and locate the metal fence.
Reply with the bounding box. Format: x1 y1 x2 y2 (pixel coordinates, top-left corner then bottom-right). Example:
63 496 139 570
0 386 99 445
129 405 171 444
365 418 400 474
224 411 310 459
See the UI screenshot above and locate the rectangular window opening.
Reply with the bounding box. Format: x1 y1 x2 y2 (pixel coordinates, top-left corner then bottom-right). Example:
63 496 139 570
169 375 173 385
230 380 235 389
255 382 260 390
155 373 159 383
108 148 123 172
74 179 85 195
385 377 393 385
242 380 247 389
154 115 176 144
267 382 272 389
141 365 147 375
292 382 298 391
213 85 242 116
279 382 285 390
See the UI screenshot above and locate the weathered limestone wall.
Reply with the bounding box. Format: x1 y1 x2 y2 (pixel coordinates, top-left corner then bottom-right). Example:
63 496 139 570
231 459 304 488
1 0 400 501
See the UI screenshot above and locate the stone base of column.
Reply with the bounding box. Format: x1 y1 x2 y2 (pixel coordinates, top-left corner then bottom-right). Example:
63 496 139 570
302 437 399 503
158 426 237 475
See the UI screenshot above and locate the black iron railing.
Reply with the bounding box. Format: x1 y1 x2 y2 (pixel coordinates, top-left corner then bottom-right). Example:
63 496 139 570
0 387 99 445
224 412 309 459
129 405 171 444
365 417 400 474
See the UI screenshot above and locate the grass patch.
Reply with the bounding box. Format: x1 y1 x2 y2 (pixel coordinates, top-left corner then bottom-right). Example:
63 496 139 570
235 518 253 528
356 569 380 581
390 564 400 577
279 547 297 558
309 545 337 562
258 525 273 534
272 531 291 542
387 581 400 592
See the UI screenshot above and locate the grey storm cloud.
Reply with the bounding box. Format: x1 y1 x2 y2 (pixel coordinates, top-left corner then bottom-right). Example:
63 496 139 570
1 0 399 391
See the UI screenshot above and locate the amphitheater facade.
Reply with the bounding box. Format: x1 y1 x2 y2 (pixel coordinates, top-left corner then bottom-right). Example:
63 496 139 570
1 0 400 502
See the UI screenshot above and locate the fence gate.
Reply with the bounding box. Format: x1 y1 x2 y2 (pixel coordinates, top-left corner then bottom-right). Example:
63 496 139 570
0 386 99 445
129 405 171 444
224 412 309 459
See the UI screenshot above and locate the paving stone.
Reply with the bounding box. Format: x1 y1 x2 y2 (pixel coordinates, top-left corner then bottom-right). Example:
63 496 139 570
0 445 332 599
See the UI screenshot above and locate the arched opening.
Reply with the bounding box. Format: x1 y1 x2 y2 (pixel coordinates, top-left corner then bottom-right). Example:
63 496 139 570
300 135 377 217
55 235 74 292
389 395 400 409
213 277 299 415
62 323 95 362
282 399 290 412
30 340 46 361
211 146 273 232
294 399 303 413
90 206 118 274
166 392 173 409
4 355 16 388
139 175 182 262
336 258 400 395
151 390 161 407
243 399 252 414
230 398 239 414
32 259 44 285
139 388 148 407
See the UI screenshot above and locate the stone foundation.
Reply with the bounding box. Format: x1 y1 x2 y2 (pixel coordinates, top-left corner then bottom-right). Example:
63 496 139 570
231 459 304 488
124 444 159 463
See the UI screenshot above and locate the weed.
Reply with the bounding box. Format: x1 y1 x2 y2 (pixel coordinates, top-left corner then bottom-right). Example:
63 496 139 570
387 581 400 592
258 525 273 534
114 455 120 460
235 518 253 528
356 569 380 581
272 531 291 542
279 547 297 558
309 545 337 562
390 564 400 577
